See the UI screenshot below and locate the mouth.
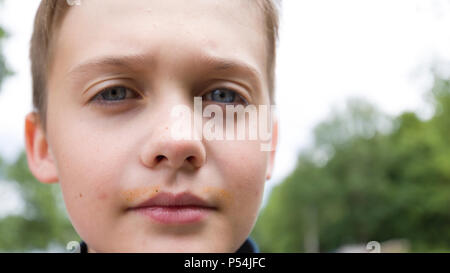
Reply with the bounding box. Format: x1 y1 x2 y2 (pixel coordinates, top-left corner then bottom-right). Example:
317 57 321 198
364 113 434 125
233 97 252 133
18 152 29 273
128 191 216 224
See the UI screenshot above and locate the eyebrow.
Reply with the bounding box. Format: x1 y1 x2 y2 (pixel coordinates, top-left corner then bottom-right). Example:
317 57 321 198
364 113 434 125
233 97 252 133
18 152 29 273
66 53 151 77
66 53 263 90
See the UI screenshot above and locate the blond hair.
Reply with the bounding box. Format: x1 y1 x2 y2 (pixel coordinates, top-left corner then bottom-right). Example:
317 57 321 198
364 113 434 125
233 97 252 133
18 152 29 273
30 0 281 131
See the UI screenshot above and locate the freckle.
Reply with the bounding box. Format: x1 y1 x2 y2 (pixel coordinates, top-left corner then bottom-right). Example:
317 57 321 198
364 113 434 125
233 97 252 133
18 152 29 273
79 193 83 198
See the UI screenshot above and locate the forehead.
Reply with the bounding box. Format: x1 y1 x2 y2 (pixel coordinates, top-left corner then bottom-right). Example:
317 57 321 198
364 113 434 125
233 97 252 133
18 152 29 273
49 0 268 92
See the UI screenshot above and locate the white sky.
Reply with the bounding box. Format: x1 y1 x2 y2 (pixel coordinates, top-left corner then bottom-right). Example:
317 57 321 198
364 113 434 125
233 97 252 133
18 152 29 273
0 0 450 212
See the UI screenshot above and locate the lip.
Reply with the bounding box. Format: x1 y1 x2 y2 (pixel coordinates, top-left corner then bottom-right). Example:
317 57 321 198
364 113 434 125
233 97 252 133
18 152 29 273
129 192 216 224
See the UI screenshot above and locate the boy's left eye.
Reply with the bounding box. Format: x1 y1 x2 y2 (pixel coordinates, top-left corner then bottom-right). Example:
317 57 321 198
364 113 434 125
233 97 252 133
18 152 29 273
203 88 248 105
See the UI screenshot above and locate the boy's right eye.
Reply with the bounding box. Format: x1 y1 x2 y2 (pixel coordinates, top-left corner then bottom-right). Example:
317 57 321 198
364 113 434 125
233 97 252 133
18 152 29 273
90 86 141 106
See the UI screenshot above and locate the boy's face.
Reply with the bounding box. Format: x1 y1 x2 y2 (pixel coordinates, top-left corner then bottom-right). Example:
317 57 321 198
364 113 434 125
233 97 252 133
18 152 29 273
25 0 277 252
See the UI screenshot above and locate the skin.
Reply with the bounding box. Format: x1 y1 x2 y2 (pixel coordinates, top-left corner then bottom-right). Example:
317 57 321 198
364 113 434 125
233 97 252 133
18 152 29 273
25 0 277 252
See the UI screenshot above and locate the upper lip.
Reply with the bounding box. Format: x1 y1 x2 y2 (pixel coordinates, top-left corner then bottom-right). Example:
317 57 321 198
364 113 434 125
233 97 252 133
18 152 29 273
130 192 215 209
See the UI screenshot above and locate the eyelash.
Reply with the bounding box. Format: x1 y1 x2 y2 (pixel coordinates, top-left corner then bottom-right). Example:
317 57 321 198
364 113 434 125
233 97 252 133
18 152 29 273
89 85 249 107
202 88 249 106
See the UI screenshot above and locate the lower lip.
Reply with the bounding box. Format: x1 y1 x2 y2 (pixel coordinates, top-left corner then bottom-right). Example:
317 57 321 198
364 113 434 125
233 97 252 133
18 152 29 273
133 206 213 224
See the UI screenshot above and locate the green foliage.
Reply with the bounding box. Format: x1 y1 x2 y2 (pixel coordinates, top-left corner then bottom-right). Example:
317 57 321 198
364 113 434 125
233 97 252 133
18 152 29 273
0 152 79 252
252 76 450 252
0 0 13 90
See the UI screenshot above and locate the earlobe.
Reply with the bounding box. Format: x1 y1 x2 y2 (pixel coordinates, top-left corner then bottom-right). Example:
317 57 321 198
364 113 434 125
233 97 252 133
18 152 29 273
265 118 278 181
24 112 59 184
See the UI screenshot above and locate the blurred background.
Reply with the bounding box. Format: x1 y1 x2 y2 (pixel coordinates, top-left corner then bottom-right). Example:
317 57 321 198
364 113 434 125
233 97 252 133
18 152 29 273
0 0 450 252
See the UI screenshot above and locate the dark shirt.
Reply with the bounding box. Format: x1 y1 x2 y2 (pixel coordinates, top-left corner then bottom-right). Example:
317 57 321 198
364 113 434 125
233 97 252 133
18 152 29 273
79 237 259 253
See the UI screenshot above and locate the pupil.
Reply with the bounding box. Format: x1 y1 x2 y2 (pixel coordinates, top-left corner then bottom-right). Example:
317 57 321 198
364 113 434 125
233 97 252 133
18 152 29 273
212 89 234 103
102 87 126 100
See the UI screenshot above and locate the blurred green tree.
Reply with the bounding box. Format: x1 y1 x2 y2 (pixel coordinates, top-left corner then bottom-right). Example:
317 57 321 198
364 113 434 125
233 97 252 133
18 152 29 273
0 151 79 252
0 0 13 89
252 75 450 253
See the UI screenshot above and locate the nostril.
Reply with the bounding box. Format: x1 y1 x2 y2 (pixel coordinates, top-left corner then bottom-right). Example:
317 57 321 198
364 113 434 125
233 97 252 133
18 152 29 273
186 156 195 162
156 155 165 162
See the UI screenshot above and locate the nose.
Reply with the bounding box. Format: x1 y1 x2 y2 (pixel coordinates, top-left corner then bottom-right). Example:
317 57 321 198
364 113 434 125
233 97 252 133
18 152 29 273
141 139 206 170
140 123 206 171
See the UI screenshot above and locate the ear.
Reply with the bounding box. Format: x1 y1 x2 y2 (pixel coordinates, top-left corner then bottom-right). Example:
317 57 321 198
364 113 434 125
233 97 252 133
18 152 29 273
265 116 278 181
24 112 59 184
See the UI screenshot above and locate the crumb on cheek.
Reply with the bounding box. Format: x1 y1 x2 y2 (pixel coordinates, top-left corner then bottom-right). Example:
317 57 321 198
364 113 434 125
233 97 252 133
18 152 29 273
202 186 233 205
120 185 161 203
118 185 233 207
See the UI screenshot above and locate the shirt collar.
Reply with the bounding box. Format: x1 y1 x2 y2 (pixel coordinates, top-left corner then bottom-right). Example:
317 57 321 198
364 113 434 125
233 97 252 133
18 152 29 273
79 237 259 253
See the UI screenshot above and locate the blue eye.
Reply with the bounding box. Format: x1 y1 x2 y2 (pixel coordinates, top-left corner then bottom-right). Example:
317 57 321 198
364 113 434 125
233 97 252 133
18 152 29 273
92 86 140 104
203 88 247 105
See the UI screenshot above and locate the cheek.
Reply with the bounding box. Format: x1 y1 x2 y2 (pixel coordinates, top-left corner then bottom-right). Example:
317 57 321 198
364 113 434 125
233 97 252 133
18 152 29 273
210 139 268 234
48 117 129 239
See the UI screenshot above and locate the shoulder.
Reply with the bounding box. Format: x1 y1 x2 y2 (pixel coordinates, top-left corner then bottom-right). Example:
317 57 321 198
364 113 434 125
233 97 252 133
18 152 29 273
236 237 260 253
